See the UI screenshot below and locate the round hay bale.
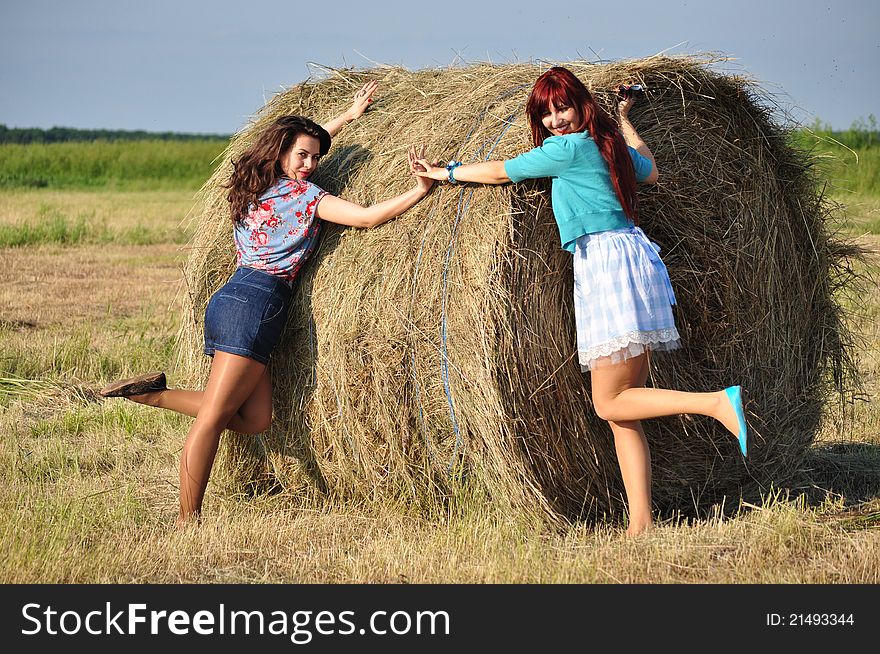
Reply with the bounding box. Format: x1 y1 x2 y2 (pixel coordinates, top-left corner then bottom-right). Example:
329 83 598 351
176 55 858 523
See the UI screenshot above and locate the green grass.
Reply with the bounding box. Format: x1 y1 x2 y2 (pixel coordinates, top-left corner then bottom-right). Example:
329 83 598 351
0 139 227 190
0 375 60 407
0 204 191 246
831 194 880 235
0 319 180 384
790 131 880 197
785 128 880 235
0 189 198 245
816 146 880 197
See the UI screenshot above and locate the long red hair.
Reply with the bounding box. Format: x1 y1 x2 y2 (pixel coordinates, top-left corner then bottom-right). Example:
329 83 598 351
525 66 639 223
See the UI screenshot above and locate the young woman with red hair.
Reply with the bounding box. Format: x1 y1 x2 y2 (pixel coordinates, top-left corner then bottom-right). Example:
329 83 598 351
415 67 747 536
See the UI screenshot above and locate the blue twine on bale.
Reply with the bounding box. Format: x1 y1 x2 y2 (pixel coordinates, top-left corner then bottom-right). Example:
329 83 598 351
438 102 522 477
408 195 442 466
440 186 474 477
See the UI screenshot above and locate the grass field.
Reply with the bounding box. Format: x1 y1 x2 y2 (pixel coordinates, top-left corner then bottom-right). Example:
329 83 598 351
1 141 878 584
0 139 226 190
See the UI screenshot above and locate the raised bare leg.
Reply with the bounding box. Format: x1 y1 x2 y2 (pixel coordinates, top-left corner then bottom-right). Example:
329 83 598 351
589 355 742 445
125 367 272 434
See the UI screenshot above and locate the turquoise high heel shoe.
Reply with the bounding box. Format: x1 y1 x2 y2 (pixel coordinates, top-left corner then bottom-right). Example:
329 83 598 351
724 385 748 457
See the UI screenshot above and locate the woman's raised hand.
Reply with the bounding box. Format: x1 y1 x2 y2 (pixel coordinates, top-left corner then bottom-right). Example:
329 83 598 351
347 80 379 121
618 96 636 121
616 83 640 121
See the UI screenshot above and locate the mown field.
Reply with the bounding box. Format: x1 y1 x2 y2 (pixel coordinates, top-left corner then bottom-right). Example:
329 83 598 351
1 134 878 583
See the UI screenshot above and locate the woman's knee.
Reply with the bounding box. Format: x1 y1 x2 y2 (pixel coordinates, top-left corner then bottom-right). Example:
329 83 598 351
608 419 642 433
592 395 617 422
244 415 272 434
236 407 273 434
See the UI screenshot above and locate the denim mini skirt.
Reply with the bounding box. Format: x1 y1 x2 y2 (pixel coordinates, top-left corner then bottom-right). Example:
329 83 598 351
203 266 293 365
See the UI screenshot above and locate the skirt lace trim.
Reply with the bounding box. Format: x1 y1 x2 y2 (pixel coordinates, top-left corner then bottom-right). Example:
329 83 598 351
579 328 681 370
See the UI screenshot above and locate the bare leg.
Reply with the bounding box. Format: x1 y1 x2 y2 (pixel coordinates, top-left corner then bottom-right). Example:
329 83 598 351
125 367 272 434
177 351 268 526
593 355 654 536
610 419 653 536
589 355 742 441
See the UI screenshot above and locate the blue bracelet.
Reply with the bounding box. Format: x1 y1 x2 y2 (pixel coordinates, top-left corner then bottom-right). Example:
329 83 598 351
445 160 462 184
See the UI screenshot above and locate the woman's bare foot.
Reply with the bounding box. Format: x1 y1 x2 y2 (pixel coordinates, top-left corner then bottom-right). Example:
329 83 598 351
714 390 741 438
713 387 748 455
176 511 199 529
626 521 653 538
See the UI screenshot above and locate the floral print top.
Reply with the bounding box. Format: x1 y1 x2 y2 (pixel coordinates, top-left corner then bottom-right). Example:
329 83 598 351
233 178 327 282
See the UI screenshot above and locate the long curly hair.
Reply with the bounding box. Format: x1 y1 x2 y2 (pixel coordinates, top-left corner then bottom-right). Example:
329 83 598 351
226 115 331 222
525 67 639 224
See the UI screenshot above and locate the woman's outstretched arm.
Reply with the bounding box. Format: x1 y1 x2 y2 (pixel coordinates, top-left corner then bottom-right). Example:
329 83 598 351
413 159 510 185
315 145 436 228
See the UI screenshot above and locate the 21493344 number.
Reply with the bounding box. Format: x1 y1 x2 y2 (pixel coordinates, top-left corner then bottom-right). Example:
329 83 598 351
766 613 855 626
791 614 853 626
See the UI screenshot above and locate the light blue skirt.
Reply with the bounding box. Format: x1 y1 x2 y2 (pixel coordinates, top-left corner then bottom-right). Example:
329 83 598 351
573 226 681 371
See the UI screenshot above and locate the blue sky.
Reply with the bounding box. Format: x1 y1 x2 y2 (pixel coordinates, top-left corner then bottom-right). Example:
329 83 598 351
2 0 877 134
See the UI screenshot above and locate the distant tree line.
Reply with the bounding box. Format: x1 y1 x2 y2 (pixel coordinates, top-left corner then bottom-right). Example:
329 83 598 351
4 120 876 148
797 115 879 149
0 124 230 144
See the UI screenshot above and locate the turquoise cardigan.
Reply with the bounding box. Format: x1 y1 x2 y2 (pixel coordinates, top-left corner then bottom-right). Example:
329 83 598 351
503 132 653 252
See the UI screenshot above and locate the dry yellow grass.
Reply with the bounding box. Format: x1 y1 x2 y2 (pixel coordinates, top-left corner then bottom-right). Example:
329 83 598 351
0 188 196 239
0 194 877 584
2 477 878 583
0 189 191 383
0 244 181 328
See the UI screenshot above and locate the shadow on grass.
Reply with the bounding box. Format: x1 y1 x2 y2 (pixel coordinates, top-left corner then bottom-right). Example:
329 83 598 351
800 442 880 505
647 441 880 528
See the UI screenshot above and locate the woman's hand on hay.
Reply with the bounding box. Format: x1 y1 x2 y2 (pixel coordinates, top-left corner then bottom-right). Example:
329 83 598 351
346 80 378 121
412 157 510 185
412 158 449 182
409 145 438 193
315 145 436 227
322 80 379 137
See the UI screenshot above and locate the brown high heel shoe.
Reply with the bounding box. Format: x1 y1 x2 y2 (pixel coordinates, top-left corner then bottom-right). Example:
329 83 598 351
99 371 166 398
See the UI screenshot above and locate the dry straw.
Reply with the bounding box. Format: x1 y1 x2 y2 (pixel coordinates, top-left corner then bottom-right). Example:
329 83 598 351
176 55 861 524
